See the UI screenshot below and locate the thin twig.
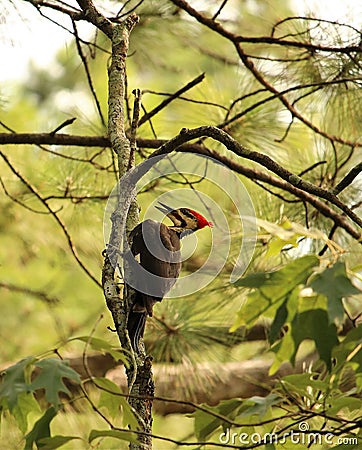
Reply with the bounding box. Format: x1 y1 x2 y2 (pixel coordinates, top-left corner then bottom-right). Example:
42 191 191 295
0 282 59 305
128 89 142 171
332 162 362 195
170 0 362 148
49 117 77 135
138 73 205 126
0 176 54 214
72 20 106 126
298 161 327 177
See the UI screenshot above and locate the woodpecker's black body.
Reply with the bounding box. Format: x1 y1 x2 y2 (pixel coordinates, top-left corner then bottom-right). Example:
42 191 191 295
127 203 212 352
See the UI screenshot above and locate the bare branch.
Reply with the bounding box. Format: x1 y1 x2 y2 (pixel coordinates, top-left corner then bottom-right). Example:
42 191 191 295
75 0 113 38
1 131 360 240
182 144 361 241
0 132 109 147
332 162 362 195
298 161 327 177
170 0 362 53
25 0 83 20
151 126 362 229
170 0 362 148
0 281 59 305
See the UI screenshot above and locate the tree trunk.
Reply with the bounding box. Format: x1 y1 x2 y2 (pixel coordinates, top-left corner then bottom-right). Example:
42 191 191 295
101 12 154 450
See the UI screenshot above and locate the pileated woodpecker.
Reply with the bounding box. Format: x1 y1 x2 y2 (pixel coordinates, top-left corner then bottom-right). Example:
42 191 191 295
127 202 212 352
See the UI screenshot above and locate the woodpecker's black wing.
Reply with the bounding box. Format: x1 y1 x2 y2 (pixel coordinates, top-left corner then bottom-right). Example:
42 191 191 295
127 220 182 352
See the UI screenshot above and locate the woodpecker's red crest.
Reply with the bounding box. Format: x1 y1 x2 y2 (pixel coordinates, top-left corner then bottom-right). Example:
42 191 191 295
188 208 213 229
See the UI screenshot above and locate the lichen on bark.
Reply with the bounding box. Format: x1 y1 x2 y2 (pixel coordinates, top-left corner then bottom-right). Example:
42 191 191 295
102 12 154 450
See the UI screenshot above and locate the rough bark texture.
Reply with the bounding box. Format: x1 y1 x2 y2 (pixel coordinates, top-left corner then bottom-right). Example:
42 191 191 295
101 11 154 450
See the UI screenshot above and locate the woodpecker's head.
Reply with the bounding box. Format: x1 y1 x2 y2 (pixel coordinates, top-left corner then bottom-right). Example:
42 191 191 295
156 202 213 235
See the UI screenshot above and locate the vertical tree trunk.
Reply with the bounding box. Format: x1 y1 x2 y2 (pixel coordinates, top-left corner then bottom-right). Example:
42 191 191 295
102 13 154 450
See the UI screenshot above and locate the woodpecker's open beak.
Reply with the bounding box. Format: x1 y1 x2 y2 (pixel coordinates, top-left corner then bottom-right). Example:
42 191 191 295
155 201 174 216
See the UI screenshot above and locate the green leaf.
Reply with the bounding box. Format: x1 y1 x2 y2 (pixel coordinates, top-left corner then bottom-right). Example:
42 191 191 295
327 396 362 416
231 256 319 331
239 394 282 418
0 356 35 410
269 331 295 375
12 392 40 433
95 377 138 429
193 399 241 441
256 217 317 257
311 262 360 324
30 359 81 407
278 373 328 401
269 287 301 345
332 326 362 375
257 218 335 258
298 292 327 313
24 407 57 450
291 309 338 369
271 309 338 373
37 436 81 450
233 272 269 288
120 399 139 430
264 445 276 450
97 378 122 420
88 429 138 444
269 301 288 344
68 336 129 365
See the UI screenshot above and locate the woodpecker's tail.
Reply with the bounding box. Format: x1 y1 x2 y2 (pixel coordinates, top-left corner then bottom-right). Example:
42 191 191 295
127 310 147 353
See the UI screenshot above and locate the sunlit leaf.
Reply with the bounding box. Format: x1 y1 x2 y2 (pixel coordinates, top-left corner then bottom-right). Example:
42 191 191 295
326 396 362 416
278 373 328 401
231 256 319 331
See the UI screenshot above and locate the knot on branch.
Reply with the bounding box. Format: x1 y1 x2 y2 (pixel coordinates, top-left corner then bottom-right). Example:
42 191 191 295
288 174 302 186
125 12 139 31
